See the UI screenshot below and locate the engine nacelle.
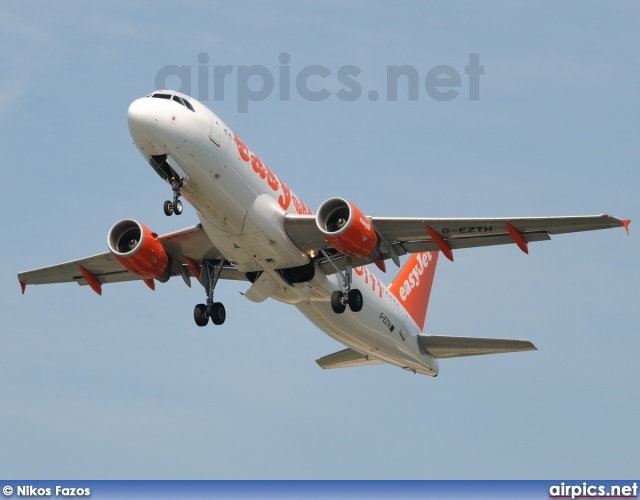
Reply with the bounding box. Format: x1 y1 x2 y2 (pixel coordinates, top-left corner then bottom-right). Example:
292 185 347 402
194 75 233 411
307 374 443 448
107 219 171 282
316 198 377 258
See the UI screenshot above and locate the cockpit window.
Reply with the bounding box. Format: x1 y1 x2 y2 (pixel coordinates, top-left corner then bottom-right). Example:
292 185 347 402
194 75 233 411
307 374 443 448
148 92 195 112
183 99 195 112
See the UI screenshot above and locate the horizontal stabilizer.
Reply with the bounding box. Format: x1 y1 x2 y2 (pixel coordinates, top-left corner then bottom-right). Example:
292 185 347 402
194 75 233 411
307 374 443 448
316 348 384 369
418 334 536 359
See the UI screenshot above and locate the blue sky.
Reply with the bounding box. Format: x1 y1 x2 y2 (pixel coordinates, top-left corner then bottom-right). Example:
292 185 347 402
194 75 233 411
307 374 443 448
2 1 638 479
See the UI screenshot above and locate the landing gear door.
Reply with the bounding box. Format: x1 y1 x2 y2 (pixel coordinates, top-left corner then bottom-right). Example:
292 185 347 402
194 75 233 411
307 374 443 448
165 155 190 185
208 110 221 146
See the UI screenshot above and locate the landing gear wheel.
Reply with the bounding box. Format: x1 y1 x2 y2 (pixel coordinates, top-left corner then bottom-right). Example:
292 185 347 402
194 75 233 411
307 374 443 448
174 200 183 215
210 302 226 325
348 289 363 312
194 304 209 326
198 260 226 327
331 291 346 314
163 200 174 216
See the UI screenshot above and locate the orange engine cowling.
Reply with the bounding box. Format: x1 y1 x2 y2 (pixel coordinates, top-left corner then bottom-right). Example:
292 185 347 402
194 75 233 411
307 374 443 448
107 219 171 282
316 198 377 258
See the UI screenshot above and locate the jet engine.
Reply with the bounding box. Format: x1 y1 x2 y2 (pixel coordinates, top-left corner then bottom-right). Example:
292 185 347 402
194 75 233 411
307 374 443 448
107 219 171 282
316 198 377 258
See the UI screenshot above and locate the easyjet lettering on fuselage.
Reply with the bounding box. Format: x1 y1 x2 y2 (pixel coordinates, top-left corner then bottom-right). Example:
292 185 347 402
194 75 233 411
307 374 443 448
234 134 313 216
354 265 384 298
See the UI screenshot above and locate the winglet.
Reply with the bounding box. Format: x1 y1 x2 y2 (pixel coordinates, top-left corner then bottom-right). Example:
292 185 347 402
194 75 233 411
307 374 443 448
143 278 156 291
19 280 26 294
425 226 454 262
622 219 631 236
374 257 387 273
505 222 529 254
79 265 102 296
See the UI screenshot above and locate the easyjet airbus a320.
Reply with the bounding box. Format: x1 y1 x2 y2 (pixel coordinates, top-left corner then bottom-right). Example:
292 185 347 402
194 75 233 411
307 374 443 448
18 91 631 376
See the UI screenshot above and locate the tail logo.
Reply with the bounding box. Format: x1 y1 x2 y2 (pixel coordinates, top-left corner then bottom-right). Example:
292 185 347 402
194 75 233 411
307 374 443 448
398 252 432 302
389 251 439 332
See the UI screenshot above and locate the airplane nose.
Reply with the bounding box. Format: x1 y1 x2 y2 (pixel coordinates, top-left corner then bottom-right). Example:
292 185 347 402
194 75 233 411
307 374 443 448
127 96 165 151
127 97 157 131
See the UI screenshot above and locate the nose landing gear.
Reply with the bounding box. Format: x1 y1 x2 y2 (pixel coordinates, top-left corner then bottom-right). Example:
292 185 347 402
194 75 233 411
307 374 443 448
163 175 184 216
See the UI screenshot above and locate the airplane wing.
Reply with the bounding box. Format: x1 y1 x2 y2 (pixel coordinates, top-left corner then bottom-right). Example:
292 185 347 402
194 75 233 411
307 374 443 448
18 224 246 293
417 334 537 359
316 348 385 369
284 214 629 270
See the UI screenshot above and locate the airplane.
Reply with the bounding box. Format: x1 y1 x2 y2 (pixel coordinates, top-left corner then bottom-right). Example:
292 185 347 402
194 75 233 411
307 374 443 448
18 90 631 376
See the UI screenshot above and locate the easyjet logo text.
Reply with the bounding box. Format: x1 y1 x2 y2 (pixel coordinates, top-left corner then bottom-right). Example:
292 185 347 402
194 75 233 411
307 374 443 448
235 134 312 215
398 253 432 302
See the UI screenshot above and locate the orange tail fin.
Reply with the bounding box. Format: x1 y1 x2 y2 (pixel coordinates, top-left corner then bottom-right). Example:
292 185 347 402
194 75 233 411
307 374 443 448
388 252 439 332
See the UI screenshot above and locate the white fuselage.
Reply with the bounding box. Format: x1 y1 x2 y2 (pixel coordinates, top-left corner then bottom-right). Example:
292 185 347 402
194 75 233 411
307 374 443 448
127 92 438 376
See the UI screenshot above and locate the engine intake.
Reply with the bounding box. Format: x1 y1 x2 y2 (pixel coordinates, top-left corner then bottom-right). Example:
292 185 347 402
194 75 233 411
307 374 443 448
316 198 377 259
107 219 171 282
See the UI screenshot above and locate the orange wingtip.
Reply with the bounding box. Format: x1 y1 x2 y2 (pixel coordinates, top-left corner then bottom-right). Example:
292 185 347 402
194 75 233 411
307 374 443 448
622 219 631 235
20 280 26 294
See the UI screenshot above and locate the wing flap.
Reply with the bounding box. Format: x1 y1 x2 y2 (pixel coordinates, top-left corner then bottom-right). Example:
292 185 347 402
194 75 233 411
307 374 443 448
418 334 536 359
316 348 385 369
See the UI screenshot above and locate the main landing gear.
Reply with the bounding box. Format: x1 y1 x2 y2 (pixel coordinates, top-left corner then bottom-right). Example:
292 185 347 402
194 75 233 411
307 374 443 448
331 288 363 314
327 255 364 314
194 260 226 327
163 175 184 216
